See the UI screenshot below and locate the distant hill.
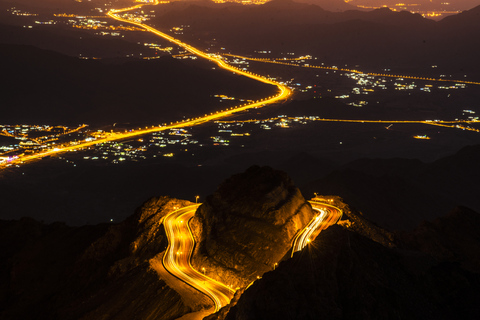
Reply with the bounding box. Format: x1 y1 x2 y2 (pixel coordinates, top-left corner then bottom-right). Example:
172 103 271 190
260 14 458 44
302 144 480 231
150 0 480 73
294 0 358 11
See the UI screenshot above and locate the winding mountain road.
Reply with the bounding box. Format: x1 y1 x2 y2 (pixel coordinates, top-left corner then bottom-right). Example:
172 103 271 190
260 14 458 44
292 200 343 257
162 199 342 312
162 204 234 312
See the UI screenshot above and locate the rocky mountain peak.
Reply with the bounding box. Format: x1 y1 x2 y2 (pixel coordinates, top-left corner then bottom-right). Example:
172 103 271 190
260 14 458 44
190 166 315 287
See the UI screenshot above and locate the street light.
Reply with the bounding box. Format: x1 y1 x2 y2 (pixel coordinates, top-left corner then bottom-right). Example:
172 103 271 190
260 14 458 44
195 195 199 203
202 267 205 275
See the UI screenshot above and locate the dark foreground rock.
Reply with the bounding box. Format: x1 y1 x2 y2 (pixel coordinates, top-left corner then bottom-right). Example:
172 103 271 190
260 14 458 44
216 207 480 320
0 196 194 320
190 166 315 288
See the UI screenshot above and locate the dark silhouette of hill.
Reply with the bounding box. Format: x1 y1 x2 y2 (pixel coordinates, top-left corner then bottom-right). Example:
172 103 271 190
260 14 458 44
151 0 480 73
0 22 153 58
401 206 480 274
294 0 358 12
190 166 314 288
0 43 276 125
3 166 479 320
440 4 480 27
219 215 480 320
303 144 480 231
0 197 199 320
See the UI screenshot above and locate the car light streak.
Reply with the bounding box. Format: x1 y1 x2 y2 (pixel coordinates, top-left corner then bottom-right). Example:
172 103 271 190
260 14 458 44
162 204 235 312
292 200 343 257
162 199 342 314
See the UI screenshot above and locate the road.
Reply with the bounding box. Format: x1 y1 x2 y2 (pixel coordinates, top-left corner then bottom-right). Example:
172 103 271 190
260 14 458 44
162 199 342 312
0 2 291 170
162 204 235 312
292 199 343 256
224 53 480 86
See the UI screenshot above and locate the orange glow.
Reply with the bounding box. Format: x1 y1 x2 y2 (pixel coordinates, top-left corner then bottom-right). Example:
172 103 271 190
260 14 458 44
163 204 234 311
292 200 343 256
163 199 343 313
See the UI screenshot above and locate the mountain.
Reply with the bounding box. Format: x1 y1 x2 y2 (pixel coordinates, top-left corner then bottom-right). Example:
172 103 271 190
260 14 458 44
150 0 479 72
2 167 480 319
190 165 315 288
302 144 480 231
211 206 480 320
0 197 198 320
218 222 480 319
400 206 480 273
440 4 480 28
294 0 358 12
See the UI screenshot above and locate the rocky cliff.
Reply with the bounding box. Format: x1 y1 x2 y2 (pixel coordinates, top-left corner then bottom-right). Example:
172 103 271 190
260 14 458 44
190 166 315 288
0 196 203 320
208 206 480 320
2 167 479 320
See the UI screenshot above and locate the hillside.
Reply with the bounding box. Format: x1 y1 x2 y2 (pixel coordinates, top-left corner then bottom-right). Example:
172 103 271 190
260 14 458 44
150 0 480 73
302 144 480 231
217 214 480 320
2 174 479 320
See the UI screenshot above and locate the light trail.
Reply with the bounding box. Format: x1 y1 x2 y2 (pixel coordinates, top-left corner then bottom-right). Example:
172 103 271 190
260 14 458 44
161 198 342 314
291 200 343 257
106 7 291 89
162 204 234 312
0 1 291 170
225 53 480 86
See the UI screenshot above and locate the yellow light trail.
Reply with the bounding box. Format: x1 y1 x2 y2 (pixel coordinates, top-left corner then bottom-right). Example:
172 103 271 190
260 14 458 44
0 1 291 170
162 204 235 312
163 199 342 313
292 200 342 257
107 6 291 89
225 53 480 86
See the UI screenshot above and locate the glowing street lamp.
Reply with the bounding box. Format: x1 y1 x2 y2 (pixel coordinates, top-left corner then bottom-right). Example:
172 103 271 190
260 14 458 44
195 195 199 203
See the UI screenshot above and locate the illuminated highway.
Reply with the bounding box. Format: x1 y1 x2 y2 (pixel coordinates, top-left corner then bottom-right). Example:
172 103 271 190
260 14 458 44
292 199 343 256
224 53 480 86
162 204 235 312
0 1 291 170
107 6 290 88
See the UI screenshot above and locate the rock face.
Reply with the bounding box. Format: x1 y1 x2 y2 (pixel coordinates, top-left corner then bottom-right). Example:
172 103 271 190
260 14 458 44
0 196 194 320
215 206 480 320
190 166 315 287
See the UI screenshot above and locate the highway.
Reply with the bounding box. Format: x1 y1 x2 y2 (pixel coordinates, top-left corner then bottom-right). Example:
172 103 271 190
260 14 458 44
162 204 235 312
161 199 342 313
0 1 291 170
224 53 480 86
292 199 343 256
